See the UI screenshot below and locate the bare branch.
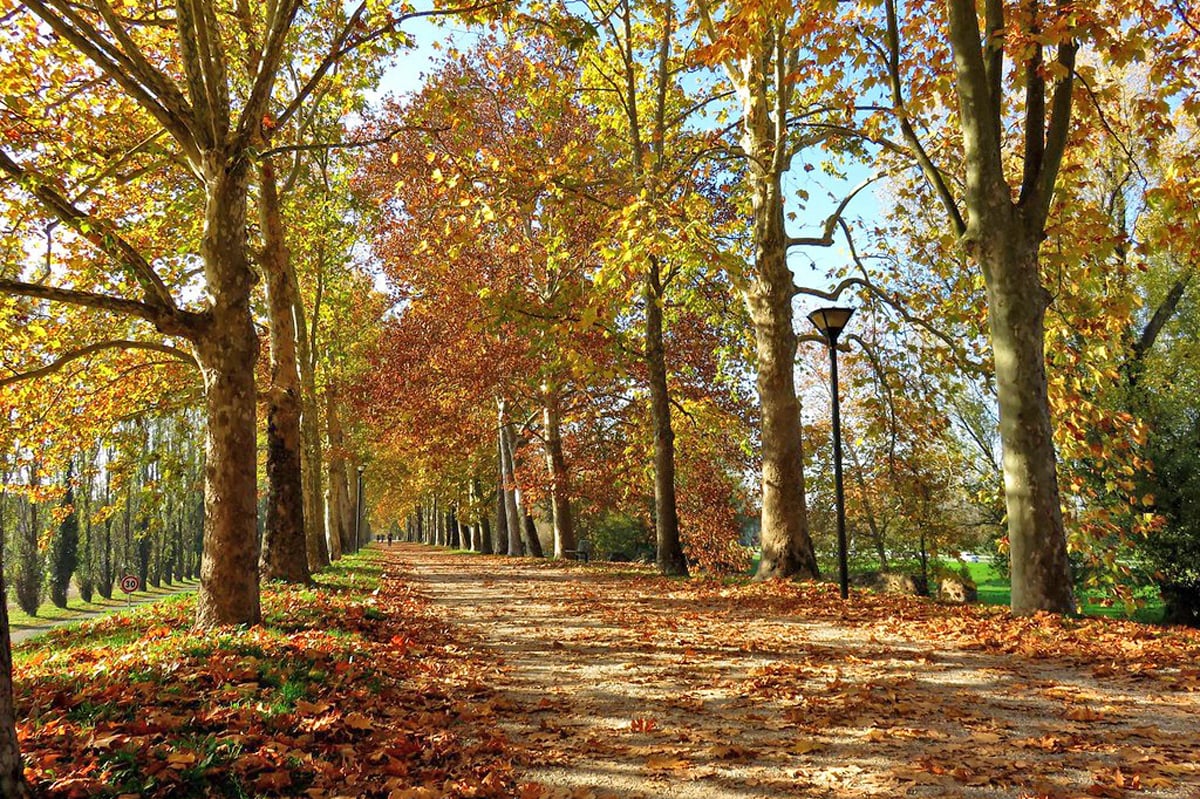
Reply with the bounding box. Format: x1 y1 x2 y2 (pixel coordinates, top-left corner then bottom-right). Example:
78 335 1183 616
787 174 881 249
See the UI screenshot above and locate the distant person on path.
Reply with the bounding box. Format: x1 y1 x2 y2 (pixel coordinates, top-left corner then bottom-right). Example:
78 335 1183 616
387 532 393 546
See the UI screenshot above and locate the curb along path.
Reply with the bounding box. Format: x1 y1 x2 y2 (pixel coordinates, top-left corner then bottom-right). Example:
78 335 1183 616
389 544 1200 799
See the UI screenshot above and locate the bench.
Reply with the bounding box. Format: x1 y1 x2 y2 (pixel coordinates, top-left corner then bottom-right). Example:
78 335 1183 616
564 539 593 562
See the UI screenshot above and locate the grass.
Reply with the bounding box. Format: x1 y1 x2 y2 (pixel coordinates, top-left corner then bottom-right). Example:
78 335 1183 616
961 560 1166 623
5 577 199 631
748 551 1167 623
13 550 392 799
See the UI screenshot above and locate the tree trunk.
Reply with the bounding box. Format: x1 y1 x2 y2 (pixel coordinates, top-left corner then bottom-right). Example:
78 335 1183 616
327 387 355 557
475 478 495 555
542 387 577 558
445 506 454 548
291 257 329 572
646 265 688 575
193 157 262 627
745 195 819 581
0 458 29 798
729 32 819 582
494 435 509 555
257 159 311 585
0 551 28 799
498 402 523 556
981 229 1074 614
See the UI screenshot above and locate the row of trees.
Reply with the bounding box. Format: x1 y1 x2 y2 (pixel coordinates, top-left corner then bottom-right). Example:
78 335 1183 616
2 0 1198 795
348 0 1199 620
2 413 204 617
0 0 425 791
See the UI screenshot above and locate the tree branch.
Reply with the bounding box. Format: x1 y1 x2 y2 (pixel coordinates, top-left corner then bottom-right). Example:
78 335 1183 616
786 174 881 248
257 125 448 159
0 339 198 388
882 0 967 235
0 279 202 338
21 0 199 164
0 147 178 313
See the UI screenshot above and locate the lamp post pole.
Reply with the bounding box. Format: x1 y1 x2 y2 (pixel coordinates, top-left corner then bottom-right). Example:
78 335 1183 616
808 307 854 600
355 464 365 552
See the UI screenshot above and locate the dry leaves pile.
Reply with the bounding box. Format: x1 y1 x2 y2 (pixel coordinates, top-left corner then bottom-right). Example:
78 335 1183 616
398 547 1200 799
14 552 519 798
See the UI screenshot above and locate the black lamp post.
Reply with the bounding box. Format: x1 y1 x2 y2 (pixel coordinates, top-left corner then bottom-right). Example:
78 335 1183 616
808 306 854 600
355 464 365 552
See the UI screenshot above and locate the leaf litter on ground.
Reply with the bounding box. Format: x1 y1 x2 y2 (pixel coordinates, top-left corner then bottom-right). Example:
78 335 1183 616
13 545 1200 799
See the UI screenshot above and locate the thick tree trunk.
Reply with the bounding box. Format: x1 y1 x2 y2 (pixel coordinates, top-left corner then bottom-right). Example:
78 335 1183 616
498 402 523 556
542 387 577 558
646 267 688 575
258 159 311 584
745 196 819 581
292 259 329 572
981 230 1074 614
731 36 819 582
194 157 262 627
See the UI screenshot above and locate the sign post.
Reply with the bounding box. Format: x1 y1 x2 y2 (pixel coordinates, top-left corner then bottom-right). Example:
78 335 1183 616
120 574 140 608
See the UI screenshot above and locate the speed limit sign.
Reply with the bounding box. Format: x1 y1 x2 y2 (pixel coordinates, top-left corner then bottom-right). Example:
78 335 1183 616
120 574 140 594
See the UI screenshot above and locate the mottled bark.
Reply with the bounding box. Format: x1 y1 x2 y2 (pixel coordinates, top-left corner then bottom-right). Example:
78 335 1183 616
981 231 1073 614
194 156 262 627
935 0 1076 614
744 164 818 581
258 159 310 584
542 386 577 558
498 402 523 556
714 22 818 581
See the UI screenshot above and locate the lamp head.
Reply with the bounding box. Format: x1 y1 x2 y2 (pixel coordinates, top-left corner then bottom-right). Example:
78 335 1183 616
357 464 365 474
808 306 855 342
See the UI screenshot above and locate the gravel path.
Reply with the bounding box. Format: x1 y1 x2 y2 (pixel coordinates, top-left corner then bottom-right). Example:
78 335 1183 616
394 545 1200 799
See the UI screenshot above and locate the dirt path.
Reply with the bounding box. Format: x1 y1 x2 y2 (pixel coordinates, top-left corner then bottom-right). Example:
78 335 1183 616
391 544 1200 799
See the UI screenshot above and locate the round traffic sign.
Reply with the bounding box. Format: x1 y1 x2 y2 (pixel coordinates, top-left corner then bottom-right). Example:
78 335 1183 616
120 574 140 594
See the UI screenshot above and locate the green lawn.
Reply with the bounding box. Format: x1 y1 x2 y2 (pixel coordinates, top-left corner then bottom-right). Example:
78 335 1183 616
962 561 1165 623
5 578 199 631
746 553 1165 624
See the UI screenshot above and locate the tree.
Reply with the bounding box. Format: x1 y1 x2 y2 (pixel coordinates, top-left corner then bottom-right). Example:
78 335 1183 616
694 0 862 580
48 464 79 609
0 515 28 798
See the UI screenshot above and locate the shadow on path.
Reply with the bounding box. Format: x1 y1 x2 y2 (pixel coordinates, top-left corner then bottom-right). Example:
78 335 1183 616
391 544 1200 799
